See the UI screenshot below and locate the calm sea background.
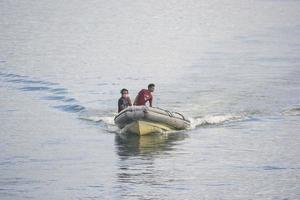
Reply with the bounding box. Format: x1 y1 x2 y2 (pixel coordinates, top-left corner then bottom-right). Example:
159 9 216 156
1 1 300 199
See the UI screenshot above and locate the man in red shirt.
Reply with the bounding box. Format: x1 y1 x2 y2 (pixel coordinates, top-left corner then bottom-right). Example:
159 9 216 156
134 83 155 107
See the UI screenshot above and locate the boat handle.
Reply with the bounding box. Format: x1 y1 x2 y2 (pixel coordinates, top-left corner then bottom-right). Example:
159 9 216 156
162 110 172 117
173 112 185 120
152 107 172 117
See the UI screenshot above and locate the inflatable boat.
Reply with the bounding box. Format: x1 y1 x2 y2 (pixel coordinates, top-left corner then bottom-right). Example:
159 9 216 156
114 106 191 135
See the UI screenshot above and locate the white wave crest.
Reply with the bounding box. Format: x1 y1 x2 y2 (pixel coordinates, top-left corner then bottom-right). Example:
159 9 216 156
189 114 243 128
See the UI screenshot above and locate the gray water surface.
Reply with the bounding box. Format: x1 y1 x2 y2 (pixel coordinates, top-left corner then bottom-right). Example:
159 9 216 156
1 1 300 199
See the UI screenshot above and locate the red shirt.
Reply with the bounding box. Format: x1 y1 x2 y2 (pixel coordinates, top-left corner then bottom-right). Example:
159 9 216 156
135 89 153 106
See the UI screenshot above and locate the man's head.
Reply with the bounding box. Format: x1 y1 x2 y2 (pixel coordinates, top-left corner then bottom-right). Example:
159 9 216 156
120 88 129 97
148 83 155 92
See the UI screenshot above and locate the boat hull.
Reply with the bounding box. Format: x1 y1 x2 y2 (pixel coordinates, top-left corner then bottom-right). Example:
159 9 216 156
121 120 173 136
114 106 190 135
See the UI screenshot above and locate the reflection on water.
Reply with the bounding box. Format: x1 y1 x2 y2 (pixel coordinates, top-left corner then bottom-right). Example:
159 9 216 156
115 132 188 157
114 132 189 199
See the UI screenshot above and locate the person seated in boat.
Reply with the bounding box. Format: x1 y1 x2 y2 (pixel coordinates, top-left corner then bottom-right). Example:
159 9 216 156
118 88 132 112
133 83 155 107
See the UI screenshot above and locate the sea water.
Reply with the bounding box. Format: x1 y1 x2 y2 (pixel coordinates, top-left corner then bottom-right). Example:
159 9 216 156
0 1 300 199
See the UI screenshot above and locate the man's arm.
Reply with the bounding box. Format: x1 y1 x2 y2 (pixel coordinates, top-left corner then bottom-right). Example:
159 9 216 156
118 98 123 112
133 90 142 105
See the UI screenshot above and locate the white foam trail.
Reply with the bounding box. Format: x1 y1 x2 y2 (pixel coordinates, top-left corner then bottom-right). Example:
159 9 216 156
79 115 102 122
282 107 300 116
79 115 115 124
79 113 118 133
99 117 116 125
78 109 116 125
189 114 243 128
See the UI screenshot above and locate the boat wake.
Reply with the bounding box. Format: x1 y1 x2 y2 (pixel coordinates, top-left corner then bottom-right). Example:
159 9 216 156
78 109 115 125
79 110 248 133
189 114 245 129
78 109 119 133
281 107 300 116
0 71 85 113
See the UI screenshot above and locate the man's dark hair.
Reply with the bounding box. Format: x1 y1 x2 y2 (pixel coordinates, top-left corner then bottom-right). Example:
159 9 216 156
148 83 155 88
120 88 128 94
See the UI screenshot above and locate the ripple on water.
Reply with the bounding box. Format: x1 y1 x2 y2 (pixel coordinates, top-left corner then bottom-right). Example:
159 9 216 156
41 96 76 103
20 86 51 91
53 104 85 113
50 88 68 95
0 71 87 116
